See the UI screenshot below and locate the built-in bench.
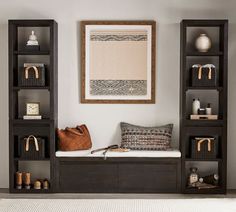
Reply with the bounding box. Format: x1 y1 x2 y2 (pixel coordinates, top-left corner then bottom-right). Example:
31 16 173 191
55 149 181 193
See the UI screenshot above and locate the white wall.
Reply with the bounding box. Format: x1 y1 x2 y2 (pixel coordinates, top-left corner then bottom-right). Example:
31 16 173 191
0 0 236 189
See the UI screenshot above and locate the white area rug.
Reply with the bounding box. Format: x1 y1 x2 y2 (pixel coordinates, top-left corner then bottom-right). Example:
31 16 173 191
0 198 236 212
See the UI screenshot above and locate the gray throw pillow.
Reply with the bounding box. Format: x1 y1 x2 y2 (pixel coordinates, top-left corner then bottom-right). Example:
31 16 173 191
120 122 173 150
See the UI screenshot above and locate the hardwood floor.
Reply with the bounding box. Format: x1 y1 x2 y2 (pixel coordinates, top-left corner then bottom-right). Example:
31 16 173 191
0 189 236 199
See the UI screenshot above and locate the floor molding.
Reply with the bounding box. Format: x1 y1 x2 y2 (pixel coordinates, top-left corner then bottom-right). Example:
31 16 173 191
0 188 235 199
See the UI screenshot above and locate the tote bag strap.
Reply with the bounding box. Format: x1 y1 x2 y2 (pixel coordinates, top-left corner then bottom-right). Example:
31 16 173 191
25 66 39 79
25 135 39 152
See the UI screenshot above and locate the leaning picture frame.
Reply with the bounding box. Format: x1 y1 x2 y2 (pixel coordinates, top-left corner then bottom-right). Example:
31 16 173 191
81 20 156 104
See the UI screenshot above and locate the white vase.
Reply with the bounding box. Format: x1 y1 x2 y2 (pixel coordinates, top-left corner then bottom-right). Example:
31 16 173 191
195 34 211 52
192 99 200 115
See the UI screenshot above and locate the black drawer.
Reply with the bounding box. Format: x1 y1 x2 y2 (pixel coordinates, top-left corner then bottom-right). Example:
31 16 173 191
119 163 179 192
59 162 118 192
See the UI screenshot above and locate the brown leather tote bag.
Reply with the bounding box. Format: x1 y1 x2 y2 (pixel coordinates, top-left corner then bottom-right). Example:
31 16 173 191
57 125 92 151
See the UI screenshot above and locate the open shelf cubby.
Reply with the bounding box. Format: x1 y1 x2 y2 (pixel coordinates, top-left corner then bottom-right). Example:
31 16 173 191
9 20 58 193
180 20 228 194
184 161 225 194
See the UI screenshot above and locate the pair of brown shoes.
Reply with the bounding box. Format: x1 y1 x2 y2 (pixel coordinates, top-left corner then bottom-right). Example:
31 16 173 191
15 172 31 189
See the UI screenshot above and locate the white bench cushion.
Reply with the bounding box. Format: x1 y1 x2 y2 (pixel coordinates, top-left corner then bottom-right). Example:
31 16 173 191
55 149 181 158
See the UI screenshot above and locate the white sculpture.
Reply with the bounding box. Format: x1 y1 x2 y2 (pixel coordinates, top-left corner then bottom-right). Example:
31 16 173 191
27 31 39 46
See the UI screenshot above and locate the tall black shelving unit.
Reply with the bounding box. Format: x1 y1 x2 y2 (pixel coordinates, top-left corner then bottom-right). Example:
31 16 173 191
180 20 228 194
9 20 58 193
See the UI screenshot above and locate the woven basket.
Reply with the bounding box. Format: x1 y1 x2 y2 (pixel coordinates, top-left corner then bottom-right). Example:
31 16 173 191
18 66 45 86
191 65 217 87
19 135 45 159
190 137 218 159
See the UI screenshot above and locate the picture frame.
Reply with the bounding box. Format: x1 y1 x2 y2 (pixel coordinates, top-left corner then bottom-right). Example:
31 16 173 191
81 21 156 104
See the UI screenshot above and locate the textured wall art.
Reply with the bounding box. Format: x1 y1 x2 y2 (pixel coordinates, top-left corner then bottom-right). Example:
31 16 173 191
81 21 156 103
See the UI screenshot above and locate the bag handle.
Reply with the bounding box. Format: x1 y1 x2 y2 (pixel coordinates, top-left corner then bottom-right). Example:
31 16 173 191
25 66 39 79
66 126 84 136
208 67 212 79
196 65 213 80
25 135 39 152
198 65 202 80
196 138 214 152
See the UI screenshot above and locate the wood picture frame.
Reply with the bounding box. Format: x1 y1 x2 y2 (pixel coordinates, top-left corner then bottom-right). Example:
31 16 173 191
81 20 156 104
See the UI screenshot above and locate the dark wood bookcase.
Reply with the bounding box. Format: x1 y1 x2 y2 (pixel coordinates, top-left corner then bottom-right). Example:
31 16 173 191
180 20 228 194
9 20 58 193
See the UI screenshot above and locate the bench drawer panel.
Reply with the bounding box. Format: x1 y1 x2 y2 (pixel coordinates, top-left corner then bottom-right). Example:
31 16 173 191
119 163 179 192
59 162 118 192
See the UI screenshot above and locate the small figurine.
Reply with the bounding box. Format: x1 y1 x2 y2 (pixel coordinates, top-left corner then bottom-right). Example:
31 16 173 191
26 31 40 50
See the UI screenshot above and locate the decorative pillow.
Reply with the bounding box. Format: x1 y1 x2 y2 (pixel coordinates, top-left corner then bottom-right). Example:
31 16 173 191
120 122 173 150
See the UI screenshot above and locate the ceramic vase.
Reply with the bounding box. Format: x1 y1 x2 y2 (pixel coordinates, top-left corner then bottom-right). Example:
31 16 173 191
195 34 211 52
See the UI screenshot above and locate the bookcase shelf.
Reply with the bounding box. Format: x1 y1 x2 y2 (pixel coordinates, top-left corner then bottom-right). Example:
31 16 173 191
9 20 58 193
13 86 50 90
186 86 223 91
14 50 50 55
185 158 222 162
186 51 223 56
180 19 228 194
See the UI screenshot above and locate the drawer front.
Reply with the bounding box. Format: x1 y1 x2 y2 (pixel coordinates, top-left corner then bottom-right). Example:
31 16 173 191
119 163 179 192
59 162 118 192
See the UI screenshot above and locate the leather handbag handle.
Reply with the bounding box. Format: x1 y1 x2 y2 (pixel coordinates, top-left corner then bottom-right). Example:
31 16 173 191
198 65 202 80
25 135 39 152
197 65 213 80
66 127 84 136
196 138 213 152
25 66 39 79
208 67 212 79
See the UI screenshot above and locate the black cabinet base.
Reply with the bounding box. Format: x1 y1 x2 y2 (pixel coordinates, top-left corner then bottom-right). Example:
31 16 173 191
56 158 181 193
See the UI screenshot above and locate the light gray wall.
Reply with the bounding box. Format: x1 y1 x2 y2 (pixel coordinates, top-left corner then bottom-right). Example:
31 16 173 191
0 0 236 189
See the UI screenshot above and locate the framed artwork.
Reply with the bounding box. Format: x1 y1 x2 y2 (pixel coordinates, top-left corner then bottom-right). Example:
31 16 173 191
81 21 156 103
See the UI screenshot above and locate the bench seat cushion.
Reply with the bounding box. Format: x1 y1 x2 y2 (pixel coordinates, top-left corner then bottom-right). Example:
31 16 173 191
55 149 181 158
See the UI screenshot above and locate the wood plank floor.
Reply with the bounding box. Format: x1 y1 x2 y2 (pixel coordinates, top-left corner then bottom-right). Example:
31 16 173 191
0 189 236 199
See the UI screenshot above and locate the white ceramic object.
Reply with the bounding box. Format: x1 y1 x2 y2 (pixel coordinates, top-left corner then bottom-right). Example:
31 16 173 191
195 33 211 52
27 31 39 46
192 99 200 115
